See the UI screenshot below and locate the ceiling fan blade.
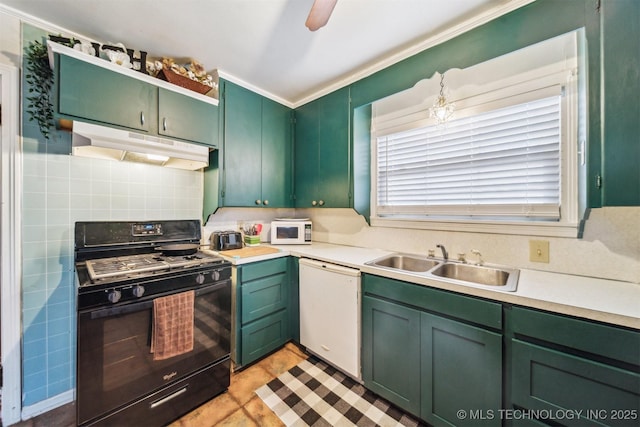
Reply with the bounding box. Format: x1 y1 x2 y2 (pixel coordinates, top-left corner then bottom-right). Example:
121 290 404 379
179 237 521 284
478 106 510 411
305 0 338 31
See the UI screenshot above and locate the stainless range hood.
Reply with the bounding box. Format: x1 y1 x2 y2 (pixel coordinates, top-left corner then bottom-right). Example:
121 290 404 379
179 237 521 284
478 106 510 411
71 121 210 170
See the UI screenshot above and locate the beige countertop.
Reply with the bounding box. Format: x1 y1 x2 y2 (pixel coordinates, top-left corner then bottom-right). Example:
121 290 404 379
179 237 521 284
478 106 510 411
206 242 640 329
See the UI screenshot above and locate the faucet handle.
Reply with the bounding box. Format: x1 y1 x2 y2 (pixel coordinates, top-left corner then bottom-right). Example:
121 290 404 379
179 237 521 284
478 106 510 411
471 249 483 266
457 252 466 263
427 249 435 258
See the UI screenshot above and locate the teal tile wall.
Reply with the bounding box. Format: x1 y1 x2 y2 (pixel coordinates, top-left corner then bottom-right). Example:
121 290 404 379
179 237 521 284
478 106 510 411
21 23 204 407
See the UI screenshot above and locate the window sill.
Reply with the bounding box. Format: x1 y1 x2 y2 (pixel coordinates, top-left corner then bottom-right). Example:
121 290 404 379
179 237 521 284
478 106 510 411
370 217 580 238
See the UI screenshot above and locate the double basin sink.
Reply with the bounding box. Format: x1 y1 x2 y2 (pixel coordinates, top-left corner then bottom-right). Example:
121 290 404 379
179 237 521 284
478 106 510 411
365 253 519 292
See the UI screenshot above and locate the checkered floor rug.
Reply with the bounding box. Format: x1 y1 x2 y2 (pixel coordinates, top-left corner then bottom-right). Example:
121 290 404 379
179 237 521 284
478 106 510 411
256 357 426 427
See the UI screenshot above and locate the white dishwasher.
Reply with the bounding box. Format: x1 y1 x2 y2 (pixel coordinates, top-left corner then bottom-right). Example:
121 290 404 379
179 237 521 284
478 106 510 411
299 258 361 380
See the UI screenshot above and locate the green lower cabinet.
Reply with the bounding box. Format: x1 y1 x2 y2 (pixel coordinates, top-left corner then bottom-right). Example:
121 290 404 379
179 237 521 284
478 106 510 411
511 340 639 427
240 273 288 323
421 312 502 427
507 306 640 427
235 257 292 367
362 295 421 415
289 257 300 343
240 309 289 366
361 274 502 424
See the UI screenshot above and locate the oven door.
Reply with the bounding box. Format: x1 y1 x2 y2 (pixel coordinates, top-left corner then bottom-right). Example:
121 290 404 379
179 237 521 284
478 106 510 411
77 281 231 425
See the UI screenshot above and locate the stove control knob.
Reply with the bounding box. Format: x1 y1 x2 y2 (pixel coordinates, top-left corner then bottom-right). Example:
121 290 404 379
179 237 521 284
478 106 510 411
132 285 145 298
195 273 206 284
108 290 122 304
211 270 221 281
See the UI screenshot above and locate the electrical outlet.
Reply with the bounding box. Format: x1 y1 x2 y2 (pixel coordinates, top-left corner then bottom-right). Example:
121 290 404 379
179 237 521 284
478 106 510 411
529 240 550 263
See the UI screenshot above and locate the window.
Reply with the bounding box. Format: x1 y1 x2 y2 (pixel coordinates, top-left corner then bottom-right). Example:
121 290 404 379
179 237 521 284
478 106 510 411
370 32 585 237
376 92 562 219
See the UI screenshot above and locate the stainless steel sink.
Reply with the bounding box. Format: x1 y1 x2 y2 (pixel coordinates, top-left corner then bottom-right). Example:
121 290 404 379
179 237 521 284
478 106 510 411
430 263 519 291
365 253 519 292
365 254 440 272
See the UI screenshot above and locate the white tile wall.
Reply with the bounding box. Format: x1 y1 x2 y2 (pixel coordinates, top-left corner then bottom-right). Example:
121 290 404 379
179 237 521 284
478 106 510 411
20 129 204 405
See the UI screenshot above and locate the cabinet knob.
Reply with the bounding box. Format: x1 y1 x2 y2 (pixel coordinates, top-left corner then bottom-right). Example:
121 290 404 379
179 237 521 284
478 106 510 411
263 199 269 206
255 200 262 205
311 200 317 206
140 111 145 126
162 117 167 131
318 200 325 206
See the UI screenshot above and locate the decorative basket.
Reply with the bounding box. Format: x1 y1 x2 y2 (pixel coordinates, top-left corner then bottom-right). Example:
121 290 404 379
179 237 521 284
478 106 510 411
157 68 213 95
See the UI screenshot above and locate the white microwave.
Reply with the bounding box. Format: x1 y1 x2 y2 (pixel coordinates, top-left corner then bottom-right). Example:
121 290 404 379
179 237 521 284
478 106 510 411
270 220 312 245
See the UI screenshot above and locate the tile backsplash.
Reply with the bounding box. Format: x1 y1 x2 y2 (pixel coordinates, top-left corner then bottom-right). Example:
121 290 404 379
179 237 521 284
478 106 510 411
20 129 203 405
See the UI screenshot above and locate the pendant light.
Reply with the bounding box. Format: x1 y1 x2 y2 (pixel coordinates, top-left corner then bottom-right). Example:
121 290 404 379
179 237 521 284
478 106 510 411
429 73 455 125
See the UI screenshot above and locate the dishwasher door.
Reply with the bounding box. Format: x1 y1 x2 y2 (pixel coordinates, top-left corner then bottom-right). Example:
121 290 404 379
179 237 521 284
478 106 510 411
299 258 361 380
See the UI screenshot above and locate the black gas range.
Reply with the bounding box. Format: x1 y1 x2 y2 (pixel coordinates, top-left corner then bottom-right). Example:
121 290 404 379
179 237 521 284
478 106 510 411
74 220 232 426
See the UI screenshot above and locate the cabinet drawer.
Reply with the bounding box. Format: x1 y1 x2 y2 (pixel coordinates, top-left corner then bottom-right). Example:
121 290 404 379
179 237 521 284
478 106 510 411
240 309 289 366
363 274 502 330
241 258 288 282
240 273 288 324
510 306 640 366
512 339 640 427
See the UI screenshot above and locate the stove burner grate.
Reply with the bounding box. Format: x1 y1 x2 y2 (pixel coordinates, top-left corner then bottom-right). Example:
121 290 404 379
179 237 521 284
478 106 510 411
85 252 222 282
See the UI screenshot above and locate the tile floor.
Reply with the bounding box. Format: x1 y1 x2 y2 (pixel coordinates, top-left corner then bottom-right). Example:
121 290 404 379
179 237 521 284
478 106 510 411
10 342 307 427
170 342 308 427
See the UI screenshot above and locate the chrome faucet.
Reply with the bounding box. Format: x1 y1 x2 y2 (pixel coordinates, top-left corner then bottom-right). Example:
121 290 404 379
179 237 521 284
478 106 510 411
436 244 448 261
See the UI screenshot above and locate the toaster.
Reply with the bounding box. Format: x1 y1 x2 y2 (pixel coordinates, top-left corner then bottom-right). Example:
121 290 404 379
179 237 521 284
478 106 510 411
211 231 243 251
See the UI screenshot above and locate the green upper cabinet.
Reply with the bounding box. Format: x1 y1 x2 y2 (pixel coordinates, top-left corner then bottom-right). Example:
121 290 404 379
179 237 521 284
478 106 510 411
57 54 155 132
261 97 293 207
294 87 351 208
222 81 262 206
220 80 292 208
158 88 218 145
600 0 640 206
55 50 218 147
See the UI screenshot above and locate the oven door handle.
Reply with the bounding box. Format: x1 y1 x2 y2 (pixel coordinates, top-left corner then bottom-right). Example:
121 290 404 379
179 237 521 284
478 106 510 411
89 280 230 320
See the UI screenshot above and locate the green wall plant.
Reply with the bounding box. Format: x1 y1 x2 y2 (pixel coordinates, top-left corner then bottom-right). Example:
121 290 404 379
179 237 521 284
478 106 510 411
25 39 54 140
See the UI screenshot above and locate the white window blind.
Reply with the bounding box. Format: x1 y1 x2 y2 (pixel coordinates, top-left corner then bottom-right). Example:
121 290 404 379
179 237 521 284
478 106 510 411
376 95 561 219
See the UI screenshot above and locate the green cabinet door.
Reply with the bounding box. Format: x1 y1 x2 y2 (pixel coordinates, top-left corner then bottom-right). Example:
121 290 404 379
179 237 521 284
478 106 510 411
421 312 502 427
294 99 320 207
511 339 640 427
601 0 640 206
294 87 351 208
57 54 154 131
261 97 293 207
241 273 288 323
507 306 640 427
236 258 291 367
158 88 218 146
240 309 290 366
222 81 263 206
221 81 292 207
318 87 351 207
362 295 421 415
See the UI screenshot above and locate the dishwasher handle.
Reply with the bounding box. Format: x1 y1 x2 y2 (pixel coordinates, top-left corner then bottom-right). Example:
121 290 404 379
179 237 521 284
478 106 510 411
299 258 361 277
